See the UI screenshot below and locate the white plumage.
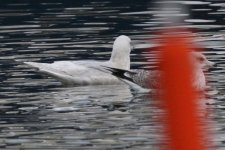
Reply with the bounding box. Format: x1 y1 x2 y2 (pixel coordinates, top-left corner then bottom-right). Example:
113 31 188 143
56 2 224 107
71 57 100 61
25 35 132 86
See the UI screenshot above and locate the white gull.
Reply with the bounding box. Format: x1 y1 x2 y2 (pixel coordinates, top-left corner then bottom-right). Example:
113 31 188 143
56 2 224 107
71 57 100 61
101 52 215 93
25 35 132 86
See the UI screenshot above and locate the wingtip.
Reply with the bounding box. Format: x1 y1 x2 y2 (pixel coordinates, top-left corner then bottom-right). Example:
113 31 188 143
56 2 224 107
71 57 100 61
24 62 36 67
23 62 43 70
24 61 31 65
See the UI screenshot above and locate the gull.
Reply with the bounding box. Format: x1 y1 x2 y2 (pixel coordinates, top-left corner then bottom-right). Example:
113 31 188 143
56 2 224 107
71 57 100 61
101 52 215 93
24 35 132 86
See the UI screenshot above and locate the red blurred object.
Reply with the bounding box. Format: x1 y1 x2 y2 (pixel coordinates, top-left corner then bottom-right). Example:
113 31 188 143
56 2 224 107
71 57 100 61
158 29 207 150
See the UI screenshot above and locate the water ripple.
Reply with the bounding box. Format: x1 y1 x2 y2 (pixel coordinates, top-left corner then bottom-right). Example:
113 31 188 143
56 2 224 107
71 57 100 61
0 0 224 149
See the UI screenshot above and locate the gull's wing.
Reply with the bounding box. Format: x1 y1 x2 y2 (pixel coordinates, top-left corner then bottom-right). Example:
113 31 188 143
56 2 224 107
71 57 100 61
24 61 119 85
100 66 151 93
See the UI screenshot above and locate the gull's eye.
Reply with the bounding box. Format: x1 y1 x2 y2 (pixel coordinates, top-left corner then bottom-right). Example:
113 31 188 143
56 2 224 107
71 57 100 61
198 57 204 62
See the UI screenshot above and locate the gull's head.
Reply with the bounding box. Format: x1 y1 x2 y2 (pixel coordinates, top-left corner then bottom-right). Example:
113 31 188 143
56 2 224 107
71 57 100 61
110 35 132 70
191 52 215 70
113 35 132 53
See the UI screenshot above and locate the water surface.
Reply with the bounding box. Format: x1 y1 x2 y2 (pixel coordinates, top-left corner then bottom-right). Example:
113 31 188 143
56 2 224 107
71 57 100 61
0 0 225 149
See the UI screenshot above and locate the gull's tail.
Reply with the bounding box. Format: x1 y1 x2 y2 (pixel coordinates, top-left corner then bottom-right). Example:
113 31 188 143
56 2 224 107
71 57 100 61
24 62 77 85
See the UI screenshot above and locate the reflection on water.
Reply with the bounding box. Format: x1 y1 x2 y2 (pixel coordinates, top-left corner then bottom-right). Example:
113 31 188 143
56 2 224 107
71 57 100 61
0 0 225 149
0 84 162 149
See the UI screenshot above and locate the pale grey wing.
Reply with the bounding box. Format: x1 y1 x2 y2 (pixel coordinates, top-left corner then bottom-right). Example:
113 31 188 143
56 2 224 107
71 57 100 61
24 60 118 85
24 61 95 85
25 61 92 76
25 60 111 77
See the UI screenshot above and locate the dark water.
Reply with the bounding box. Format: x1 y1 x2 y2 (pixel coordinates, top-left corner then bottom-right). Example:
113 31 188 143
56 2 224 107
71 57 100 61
0 0 225 149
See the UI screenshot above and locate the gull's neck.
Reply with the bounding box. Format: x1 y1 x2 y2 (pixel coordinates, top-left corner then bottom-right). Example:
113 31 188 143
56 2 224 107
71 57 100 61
109 48 130 70
192 66 206 91
109 35 131 70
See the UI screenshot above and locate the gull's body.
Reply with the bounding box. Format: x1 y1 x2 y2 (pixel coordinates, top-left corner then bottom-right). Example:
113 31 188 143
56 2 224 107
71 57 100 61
25 35 132 86
102 52 214 93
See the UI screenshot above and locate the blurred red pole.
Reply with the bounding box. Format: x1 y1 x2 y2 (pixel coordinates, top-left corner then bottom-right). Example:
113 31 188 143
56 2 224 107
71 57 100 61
158 29 207 150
